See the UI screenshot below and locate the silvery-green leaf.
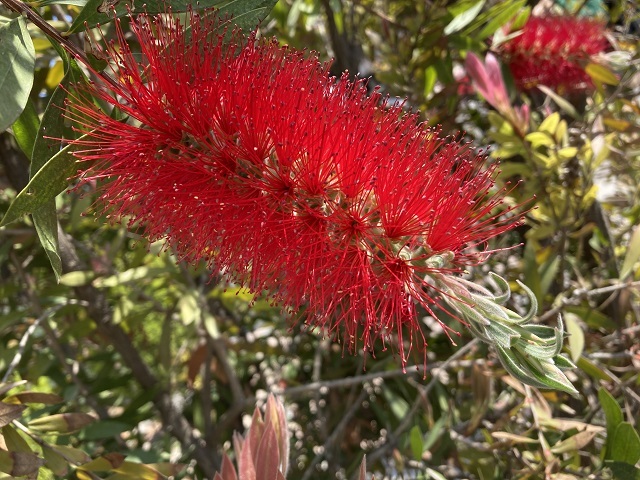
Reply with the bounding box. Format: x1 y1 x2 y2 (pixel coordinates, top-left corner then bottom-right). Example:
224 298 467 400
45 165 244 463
488 272 511 305
554 354 577 370
487 322 522 348
495 346 549 389
516 280 538 322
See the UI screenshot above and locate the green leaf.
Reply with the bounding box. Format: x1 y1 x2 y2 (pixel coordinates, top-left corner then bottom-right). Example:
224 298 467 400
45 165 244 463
537 85 580 120
424 64 438 97
444 0 485 35
610 422 640 465
218 0 279 32
585 63 619 86
10 98 40 157
599 387 623 460
550 430 597 454
0 140 79 227
0 16 36 132
27 49 85 279
476 0 525 39
68 0 277 33
607 461 640 480
564 313 584 363
525 131 555 148
539 112 561 134
28 412 95 434
409 425 423 461
620 225 640 279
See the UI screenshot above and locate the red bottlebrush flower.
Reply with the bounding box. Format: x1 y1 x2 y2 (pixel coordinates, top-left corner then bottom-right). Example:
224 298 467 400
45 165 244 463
500 15 609 92
67 10 526 369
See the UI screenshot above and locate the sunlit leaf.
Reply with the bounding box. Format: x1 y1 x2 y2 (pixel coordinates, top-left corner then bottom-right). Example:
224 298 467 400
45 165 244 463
0 17 35 132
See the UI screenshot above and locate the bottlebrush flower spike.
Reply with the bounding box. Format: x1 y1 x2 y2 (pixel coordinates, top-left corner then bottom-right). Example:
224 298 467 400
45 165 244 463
499 15 609 92
67 9 541 376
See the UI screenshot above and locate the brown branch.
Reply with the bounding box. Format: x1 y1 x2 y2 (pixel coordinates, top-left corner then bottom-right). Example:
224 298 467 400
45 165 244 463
57 225 221 476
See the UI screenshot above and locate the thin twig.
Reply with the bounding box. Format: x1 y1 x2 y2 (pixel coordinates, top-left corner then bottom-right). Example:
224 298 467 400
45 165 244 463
301 388 369 480
538 281 640 323
365 339 480 465
2 308 50 383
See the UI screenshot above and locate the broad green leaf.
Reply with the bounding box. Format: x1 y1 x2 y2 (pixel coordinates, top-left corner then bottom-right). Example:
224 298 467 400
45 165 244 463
620 225 640 279
69 0 277 33
607 461 640 480
28 45 87 279
10 98 40 157
219 0 279 32
599 387 623 460
610 422 640 465
0 16 36 132
444 0 485 35
0 140 79 227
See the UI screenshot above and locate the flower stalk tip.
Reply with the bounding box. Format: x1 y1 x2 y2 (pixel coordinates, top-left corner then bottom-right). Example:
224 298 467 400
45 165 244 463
436 272 577 396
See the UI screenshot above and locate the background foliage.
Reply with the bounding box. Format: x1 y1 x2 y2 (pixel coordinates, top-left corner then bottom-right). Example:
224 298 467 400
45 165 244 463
0 0 639 479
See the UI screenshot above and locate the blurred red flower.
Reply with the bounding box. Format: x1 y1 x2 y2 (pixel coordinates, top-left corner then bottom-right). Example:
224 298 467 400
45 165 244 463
500 15 609 92
68 10 525 368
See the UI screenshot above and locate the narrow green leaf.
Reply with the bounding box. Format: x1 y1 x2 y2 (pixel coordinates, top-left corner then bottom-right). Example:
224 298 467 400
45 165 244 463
476 0 525 39
537 85 580 119
620 225 640 279
0 16 36 132
10 98 40 157
550 430 597 454
564 313 585 363
28 412 95 434
444 0 485 35
424 64 438 97
599 387 623 460
409 425 423 460
585 63 619 86
610 422 640 465
553 354 576 370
